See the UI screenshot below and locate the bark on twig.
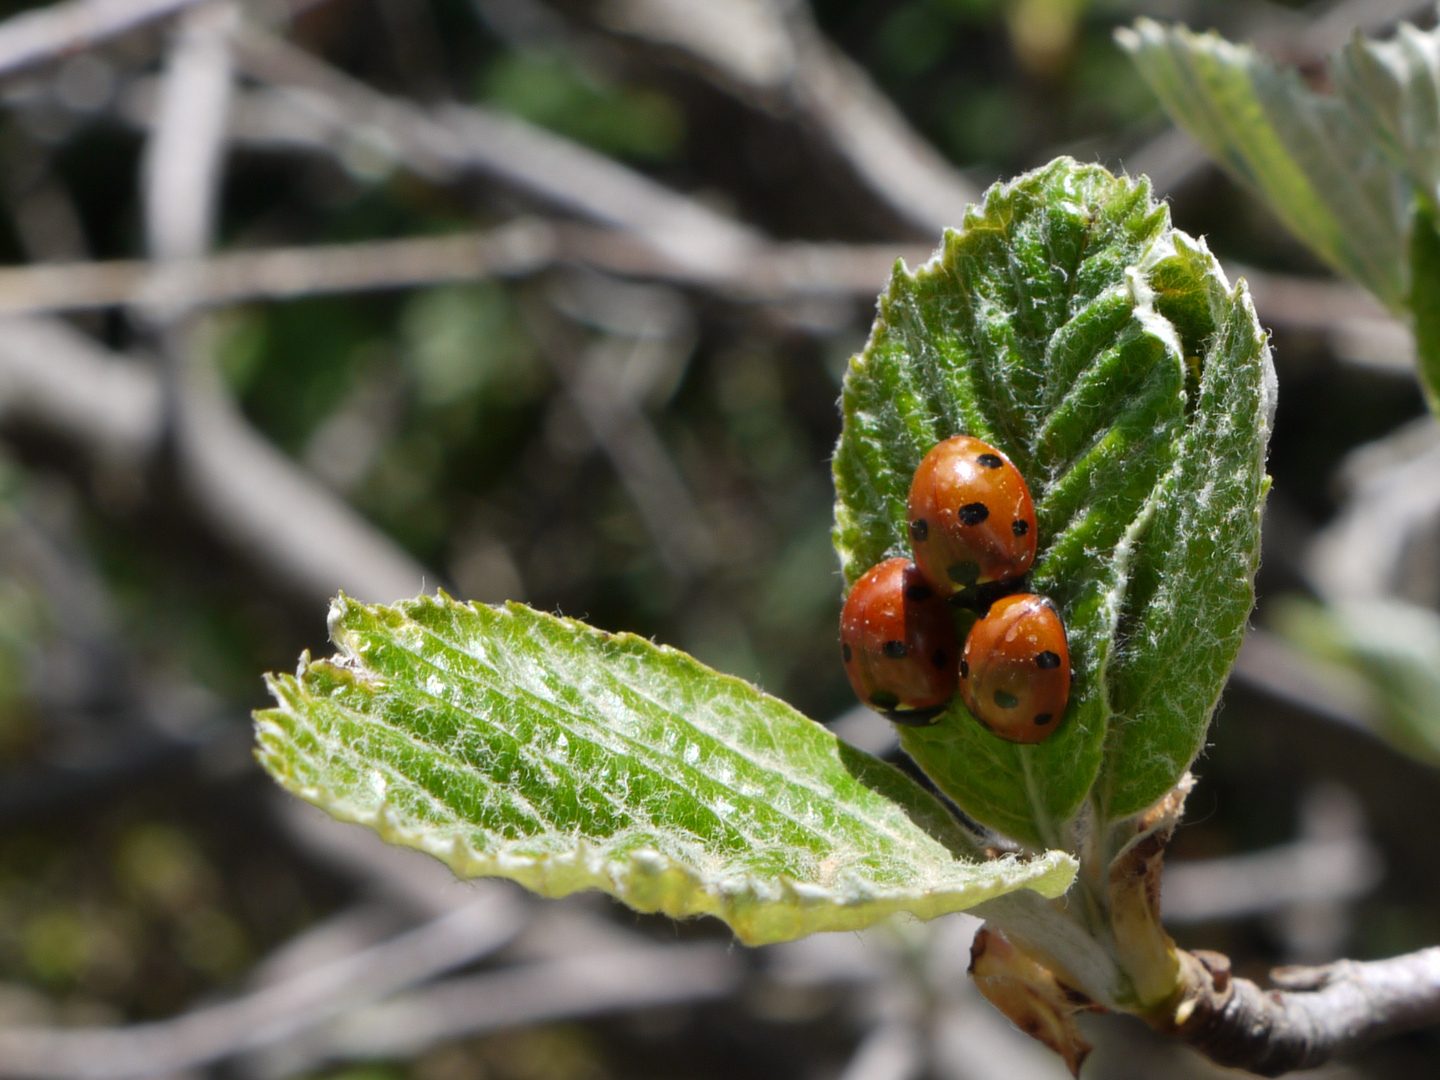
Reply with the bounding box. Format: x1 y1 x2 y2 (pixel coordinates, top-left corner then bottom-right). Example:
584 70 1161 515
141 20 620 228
1165 946 1440 1076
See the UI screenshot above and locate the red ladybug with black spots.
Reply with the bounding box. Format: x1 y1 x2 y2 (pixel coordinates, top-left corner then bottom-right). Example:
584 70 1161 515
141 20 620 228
840 557 958 723
907 435 1037 597
958 592 1070 743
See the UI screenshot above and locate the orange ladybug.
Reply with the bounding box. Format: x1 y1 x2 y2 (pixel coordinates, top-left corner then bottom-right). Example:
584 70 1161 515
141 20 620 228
959 593 1070 743
841 558 958 722
907 435 1037 596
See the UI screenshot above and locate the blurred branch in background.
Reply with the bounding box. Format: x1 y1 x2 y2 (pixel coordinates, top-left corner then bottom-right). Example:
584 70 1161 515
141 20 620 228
0 313 426 603
0 317 160 460
253 943 742 1077
522 272 718 581
228 20 763 274
1163 784 1383 963
1307 417 1440 605
0 0 203 79
531 0 981 235
0 890 525 1080
0 224 929 314
148 1 428 604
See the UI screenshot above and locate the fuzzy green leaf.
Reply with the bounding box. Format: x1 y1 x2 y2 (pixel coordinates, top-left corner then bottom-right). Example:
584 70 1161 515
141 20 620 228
1409 200 1440 415
255 594 1076 945
832 158 1270 845
1334 23 1440 210
1099 280 1273 818
1118 18 1405 310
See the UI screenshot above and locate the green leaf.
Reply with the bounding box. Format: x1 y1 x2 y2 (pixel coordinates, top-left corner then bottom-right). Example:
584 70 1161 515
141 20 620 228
1117 18 1405 310
1408 202 1440 414
832 158 1268 847
255 594 1076 946
1307 18 1440 413
1099 279 1273 819
1334 23 1440 210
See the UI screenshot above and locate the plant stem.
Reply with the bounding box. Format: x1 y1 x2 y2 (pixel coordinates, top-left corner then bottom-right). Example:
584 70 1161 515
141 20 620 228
1157 945 1440 1075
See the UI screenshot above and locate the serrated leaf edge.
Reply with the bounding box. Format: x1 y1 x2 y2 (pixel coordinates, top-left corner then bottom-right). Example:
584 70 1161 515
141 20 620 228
254 728 1076 947
255 597 1079 947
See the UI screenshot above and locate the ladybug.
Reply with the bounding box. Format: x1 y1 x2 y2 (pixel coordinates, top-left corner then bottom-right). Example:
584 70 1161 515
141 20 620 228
907 435 1038 597
841 557 958 722
958 593 1070 744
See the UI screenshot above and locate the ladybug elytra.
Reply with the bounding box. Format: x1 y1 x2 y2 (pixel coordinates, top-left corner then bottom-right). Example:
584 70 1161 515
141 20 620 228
907 435 1037 597
840 557 958 723
958 592 1070 743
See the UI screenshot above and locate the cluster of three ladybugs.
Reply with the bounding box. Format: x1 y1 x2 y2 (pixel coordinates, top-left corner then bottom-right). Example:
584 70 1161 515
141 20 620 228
840 436 1070 744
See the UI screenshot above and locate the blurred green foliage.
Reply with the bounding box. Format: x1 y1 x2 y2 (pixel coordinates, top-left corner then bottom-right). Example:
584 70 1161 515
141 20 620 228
818 0 1157 169
0 799 333 1018
399 283 544 409
480 50 684 161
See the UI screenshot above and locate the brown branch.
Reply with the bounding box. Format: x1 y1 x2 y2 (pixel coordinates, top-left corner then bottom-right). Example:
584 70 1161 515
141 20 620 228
1126 777 1440 1076
1165 947 1440 1076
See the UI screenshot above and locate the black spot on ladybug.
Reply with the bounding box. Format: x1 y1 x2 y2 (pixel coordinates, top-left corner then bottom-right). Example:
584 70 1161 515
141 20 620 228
910 518 929 542
1034 713 1053 725
959 658 969 678
958 502 990 525
870 690 900 710
1012 519 1029 537
842 643 852 663
977 453 1003 469
905 583 934 602
994 689 1019 708
947 561 980 586
932 650 947 669
882 640 908 659
1036 650 1060 669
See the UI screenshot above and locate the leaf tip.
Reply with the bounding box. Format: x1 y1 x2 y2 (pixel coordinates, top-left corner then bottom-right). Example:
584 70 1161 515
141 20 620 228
327 592 357 639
